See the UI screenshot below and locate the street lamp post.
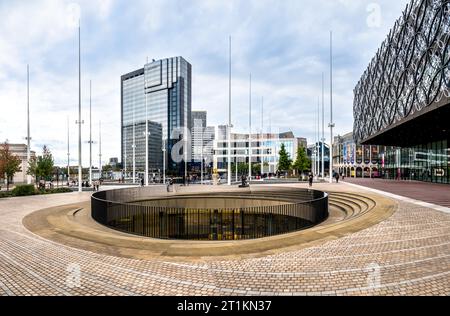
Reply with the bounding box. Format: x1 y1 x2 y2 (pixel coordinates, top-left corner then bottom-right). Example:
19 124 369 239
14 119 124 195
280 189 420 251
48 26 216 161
314 100 318 178
185 127 188 186
67 116 70 185
317 97 320 179
89 80 93 186
145 85 149 186
274 138 278 177
162 138 166 185
227 36 232 186
132 95 136 184
248 73 252 180
329 31 335 184
313 147 316 176
236 157 238 182
124 126 127 181
261 96 264 178
26 65 32 185
321 73 325 179
99 120 102 179
77 21 82 193
201 130 204 185
143 129 151 185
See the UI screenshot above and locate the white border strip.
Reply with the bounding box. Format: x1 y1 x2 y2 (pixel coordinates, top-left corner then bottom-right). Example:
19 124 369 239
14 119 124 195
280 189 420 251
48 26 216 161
343 181 450 214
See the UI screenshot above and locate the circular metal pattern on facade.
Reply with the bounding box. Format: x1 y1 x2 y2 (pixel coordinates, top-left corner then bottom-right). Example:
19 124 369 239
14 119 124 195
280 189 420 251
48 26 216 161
353 0 450 143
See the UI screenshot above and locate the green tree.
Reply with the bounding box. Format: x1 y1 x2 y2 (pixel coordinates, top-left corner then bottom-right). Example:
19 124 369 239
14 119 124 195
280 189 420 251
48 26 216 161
102 164 113 172
292 147 311 176
231 162 263 177
252 162 269 175
28 146 54 185
278 143 292 173
0 142 22 191
239 163 248 176
27 156 38 184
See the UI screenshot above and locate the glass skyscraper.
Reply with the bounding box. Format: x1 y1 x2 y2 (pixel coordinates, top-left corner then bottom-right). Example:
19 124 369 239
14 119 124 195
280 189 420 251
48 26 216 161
121 57 192 178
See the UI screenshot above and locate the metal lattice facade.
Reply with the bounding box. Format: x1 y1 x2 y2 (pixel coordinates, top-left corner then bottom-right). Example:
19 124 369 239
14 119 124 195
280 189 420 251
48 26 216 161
353 0 450 144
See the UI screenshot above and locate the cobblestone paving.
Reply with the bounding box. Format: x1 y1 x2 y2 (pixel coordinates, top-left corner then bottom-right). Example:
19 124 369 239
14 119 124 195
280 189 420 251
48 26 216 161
0 185 449 296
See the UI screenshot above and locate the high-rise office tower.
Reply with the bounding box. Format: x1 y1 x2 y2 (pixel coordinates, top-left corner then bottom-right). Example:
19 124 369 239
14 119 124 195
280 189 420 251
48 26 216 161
121 57 192 177
191 111 207 162
191 111 215 165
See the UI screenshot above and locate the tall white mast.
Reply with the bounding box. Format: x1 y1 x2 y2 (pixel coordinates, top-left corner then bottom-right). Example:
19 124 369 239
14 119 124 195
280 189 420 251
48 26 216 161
67 116 70 184
89 80 92 185
132 94 136 184
248 73 252 180
315 100 318 177
317 97 320 178
77 20 82 192
162 138 166 185
227 36 232 185
321 73 325 179
201 129 204 185
329 31 335 183
261 96 264 177
145 67 149 186
26 65 31 184
235 156 238 182
99 121 102 177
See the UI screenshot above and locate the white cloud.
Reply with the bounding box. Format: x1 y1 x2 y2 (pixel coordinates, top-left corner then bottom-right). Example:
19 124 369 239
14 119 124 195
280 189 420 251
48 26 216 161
0 0 411 165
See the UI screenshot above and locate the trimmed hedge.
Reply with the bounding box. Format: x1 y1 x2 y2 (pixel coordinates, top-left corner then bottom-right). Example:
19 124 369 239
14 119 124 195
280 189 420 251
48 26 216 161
0 191 13 198
11 184 36 196
43 188 73 194
0 185 73 198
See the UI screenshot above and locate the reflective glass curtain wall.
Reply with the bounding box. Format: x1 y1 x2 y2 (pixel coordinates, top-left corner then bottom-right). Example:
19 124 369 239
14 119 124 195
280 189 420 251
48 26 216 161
145 57 191 174
121 69 145 175
382 140 450 184
121 57 192 177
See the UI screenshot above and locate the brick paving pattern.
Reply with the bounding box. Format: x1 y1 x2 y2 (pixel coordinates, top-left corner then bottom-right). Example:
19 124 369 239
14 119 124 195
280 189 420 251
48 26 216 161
344 178 450 208
0 185 449 296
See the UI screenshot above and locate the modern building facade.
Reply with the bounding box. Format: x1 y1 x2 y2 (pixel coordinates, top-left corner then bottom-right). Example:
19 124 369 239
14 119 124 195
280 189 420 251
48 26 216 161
214 131 303 175
108 157 119 169
0 144 36 184
353 0 450 184
307 142 330 176
191 111 206 130
121 57 192 178
297 137 308 150
191 111 214 164
333 132 384 178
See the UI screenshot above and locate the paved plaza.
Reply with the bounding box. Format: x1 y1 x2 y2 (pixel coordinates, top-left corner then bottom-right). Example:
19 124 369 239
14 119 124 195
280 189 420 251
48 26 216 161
344 178 450 208
0 183 449 296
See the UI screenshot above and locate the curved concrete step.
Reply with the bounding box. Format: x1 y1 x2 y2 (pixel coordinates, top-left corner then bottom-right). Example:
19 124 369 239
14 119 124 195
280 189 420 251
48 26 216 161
331 194 371 211
331 193 375 213
325 192 378 225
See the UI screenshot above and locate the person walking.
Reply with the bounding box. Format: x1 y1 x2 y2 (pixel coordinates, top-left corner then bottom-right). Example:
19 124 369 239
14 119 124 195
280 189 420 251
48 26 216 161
335 172 340 184
308 173 313 187
140 177 144 187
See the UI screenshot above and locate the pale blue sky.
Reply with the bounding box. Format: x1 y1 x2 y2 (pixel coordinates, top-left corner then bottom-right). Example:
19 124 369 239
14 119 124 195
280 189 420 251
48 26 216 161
0 0 410 165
